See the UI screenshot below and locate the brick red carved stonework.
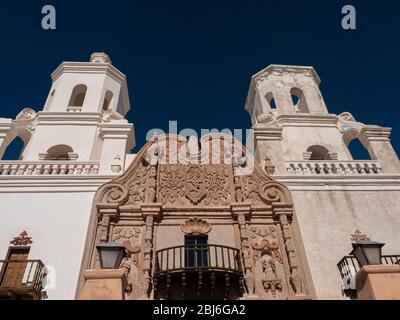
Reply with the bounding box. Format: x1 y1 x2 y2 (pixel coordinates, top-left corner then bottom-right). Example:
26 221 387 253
10 231 33 246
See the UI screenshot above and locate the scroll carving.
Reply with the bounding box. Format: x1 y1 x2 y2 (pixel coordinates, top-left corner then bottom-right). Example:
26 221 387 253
101 183 128 205
15 108 37 122
259 182 291 205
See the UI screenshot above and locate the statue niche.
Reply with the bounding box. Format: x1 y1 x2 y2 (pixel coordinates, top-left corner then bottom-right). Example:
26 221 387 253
250 225 285 299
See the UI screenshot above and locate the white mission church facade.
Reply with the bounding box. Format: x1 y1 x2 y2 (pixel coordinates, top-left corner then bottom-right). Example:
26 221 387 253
0 53 399 300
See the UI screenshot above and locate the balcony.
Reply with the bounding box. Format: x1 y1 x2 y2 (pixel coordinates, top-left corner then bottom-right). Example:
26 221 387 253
154 244 243 300
0 259 46 300
337 255 400 299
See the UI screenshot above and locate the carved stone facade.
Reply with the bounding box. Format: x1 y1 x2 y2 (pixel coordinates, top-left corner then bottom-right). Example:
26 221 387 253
1 55 399 300
79 134 314 300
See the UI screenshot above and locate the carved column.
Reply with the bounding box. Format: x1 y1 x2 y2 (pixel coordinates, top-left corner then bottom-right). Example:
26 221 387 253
140 203 162 299
146 165 157 203
231 203 254 296
272 204 304 296
94 204 120 268
97 205 119 243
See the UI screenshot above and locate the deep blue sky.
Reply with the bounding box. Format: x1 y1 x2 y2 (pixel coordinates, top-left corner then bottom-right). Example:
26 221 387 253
0 1 399 158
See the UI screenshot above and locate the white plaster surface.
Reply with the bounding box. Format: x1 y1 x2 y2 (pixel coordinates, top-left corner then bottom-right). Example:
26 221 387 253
0 191 96 300
290 189 400 299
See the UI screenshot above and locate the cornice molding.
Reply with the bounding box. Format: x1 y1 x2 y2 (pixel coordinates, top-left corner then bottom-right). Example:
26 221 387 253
274 174 400 190
0 175 116 191
36 111 103 124
51 62 126 84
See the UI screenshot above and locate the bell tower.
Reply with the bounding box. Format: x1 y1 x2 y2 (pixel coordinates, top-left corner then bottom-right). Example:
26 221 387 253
245 64 400 174
0 52 134 174
245 65 400 299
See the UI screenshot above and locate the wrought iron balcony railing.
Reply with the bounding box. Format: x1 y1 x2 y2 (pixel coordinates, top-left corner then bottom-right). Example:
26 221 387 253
337 255 400 299
0 259 46 299
155 244 242 275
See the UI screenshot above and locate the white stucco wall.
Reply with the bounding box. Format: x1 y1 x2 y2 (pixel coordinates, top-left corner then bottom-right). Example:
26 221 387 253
0 190 96 300
281 126 352 161
23 125 99 161
289 187 400 299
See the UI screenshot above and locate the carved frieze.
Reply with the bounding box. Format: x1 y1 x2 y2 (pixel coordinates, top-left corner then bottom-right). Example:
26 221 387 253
185 165 206 204
159 164 185 204
240 176 262 203
126 160 148 205
159 164 230 206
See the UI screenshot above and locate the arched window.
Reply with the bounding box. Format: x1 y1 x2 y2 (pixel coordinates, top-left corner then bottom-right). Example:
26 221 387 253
290 87 310 113
265 92 277 109
306 145 331 160
347 138 371 160
2 137 25 160
102 90 113 111
68 84 87 107
45 144 74 160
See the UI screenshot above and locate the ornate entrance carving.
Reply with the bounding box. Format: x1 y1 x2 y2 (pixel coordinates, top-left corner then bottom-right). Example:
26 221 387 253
78 134 315 300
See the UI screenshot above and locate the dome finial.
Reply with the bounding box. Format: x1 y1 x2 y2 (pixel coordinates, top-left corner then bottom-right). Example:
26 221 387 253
90 52 112 64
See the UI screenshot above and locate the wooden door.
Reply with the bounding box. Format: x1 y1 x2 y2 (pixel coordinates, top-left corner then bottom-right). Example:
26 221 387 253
1 248 29 288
